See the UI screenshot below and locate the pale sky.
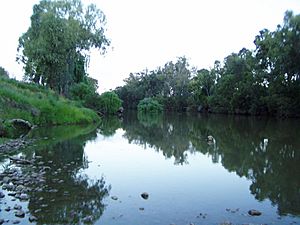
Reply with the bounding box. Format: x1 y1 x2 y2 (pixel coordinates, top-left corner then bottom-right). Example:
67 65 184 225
0 0 299 92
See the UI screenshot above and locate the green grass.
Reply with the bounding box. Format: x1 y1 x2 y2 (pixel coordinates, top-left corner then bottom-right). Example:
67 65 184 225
0 77 100 126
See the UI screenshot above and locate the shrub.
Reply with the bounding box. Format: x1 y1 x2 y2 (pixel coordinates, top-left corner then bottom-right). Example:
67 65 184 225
137 98 163 113
98 91 122 115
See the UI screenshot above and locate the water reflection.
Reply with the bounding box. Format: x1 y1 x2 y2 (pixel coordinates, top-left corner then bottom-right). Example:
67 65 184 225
123 112 192 164
120 112 300 216
98 116 122 137
1 124 110 224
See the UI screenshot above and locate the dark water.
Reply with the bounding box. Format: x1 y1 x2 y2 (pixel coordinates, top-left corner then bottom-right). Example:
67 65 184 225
0 112 299 225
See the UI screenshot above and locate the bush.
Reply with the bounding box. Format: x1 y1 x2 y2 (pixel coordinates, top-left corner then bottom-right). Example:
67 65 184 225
98 91 122 115
137 98 163 113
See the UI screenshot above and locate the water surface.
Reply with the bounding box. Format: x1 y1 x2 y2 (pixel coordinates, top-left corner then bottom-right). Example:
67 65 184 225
0 113 299 225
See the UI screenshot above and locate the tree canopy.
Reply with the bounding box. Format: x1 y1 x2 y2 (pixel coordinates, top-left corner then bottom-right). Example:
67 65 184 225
116 11 300 117
17 0 110 95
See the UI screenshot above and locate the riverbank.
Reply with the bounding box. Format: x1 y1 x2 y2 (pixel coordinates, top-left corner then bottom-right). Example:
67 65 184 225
0 77 99 127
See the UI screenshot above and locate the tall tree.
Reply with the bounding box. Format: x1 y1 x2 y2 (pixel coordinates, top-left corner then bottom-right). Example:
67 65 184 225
254 10 300 116
17 0 110 95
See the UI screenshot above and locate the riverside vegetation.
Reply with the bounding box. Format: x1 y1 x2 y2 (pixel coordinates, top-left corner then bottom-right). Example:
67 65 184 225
0 0 122 141
116 11 300 118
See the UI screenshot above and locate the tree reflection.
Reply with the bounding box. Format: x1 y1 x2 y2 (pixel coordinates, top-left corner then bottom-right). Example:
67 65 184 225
123 112 192 165
122 112 300 216
98 116 122 137
8 125 111 224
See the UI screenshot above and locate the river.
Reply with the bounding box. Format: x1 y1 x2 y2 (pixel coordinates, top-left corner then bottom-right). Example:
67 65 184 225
0 112 299 225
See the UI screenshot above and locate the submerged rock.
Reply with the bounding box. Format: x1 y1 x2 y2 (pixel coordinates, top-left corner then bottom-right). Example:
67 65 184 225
29 215 37 222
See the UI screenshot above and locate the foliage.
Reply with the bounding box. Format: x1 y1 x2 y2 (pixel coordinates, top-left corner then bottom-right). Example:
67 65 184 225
137 98 163 114
116 56 191 111
98 91 122 115
116 11 300 117
0 77 99 126
69 77 100 108
17 0 110 95
0 66 9 78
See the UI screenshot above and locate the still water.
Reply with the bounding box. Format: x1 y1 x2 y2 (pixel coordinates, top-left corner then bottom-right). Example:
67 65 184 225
0 112 299 225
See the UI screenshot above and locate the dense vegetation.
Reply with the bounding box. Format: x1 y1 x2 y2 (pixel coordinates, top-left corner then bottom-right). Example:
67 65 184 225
17 0 110 96
137 98 163 114
15 0 122 116
0 76 99 126
116 11 300 117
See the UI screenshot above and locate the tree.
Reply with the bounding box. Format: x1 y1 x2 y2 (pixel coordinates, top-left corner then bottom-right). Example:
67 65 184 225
98 91 122 115
189 68 216 111
17 0 110 95
254 11 300 116
0 66 9 78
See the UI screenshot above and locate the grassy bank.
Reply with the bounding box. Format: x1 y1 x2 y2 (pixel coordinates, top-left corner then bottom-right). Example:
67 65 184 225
0 77 100 127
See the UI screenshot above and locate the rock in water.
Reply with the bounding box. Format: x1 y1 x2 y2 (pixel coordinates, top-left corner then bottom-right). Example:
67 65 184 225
13 204 22 210
248 209 262 216
29 215 37 222
111 196 118 201
19 193 29 201
15 210 25 218
0 192 5 198
141 192 149 200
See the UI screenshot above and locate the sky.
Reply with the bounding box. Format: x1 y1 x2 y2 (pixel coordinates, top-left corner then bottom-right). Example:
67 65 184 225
0 0 300 92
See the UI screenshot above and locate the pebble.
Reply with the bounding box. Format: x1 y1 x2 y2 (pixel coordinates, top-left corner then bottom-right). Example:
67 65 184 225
12 220 20 224
19 193 29 201
0 192 5 198
34 209 42 213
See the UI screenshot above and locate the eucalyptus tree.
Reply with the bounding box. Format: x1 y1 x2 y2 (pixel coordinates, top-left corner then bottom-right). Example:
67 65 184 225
254 10 300 116
17 0 110 95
